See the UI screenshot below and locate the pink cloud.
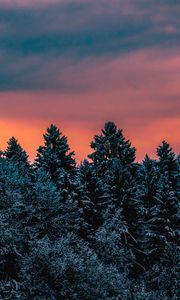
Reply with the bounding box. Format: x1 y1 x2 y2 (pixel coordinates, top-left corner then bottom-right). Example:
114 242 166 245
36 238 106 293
0 0 66 8
164 25 177 34
0 48 179 162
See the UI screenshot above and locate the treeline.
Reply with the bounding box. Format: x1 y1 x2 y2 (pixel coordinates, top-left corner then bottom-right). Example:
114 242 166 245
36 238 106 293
0 122 179 299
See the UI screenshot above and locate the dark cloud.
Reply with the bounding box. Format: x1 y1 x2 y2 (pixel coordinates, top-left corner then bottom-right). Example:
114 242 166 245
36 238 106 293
0 0 179 91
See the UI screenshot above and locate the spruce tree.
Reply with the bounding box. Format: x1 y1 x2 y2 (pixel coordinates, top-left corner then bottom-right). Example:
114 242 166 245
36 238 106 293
0 157 35 293
157 140 179 190
79 160 112 236
4 137 33 208
88 122 137 209
140 145 179 297
145 174 179 297
88 122 140 273
4 137 30 172
35 124 76 182
136 155 160 261
32 169 82 240
34 125 84 241
89 121 136 168
156 142 179 256
95 208 135 274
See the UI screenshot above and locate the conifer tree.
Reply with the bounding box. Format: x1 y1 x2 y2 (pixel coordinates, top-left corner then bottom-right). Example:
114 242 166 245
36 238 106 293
145 174 179 297
20 233 129 300
32 169 82 240
139 145 179 297
157 140 179 190
88 122 137 208
0 157 35 292
4 137 30 172
35 124 76 182
95 208 135 274
89 121 136 168
34 125 84 241
79 160 112 235
88 122 140 270
4 137 33 208
155 142 179 254
136 155 160 258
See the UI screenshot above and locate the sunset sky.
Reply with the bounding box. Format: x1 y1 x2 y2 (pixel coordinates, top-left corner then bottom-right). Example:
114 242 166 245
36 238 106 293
0 0 179 162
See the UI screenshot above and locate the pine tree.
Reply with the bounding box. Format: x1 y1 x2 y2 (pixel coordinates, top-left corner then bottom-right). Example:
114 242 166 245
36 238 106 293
141 145 180 297
88 122 137 208
0 157 35 293
89 121 136 168
32 168 82 240
79 160 112 236
136 155 160 261
157 140 179 190
88 122 137 207
88 122 140 272
35 124 76 182
4 137 33 209
4 137 30 173
145 175 179 297
95 208 135 274
156 142 179 257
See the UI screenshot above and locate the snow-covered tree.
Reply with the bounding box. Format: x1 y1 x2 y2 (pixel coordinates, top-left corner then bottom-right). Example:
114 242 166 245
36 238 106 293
157 140 179 190
140 147 180 297
0 122 179 299
95 208 135 274
89 121 136 166
0 159 35 294
20 233 130 300
88 122 140 272
32 169 83 240
4 137 30 174
79 160 112 236
35 124 76 182
135 156 160 263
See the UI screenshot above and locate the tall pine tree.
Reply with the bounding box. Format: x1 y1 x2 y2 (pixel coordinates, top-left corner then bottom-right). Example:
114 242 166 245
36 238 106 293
35 124 76 182
89 121 136 168
88 122 141 275
157 140 179 190
4 137 30 172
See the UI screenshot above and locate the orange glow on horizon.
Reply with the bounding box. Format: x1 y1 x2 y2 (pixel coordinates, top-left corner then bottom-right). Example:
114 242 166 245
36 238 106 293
0 118 179 164
0 47 179 163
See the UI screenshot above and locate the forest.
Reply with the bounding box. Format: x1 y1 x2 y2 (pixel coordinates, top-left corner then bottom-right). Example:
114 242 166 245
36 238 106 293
0 122 179 300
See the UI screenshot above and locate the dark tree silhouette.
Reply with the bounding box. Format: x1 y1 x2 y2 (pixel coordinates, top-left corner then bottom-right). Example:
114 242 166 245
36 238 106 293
35 124 76 182
0 122 179 300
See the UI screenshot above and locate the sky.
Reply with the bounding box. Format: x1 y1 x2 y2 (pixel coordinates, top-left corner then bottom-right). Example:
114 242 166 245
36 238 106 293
0 0 179 162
